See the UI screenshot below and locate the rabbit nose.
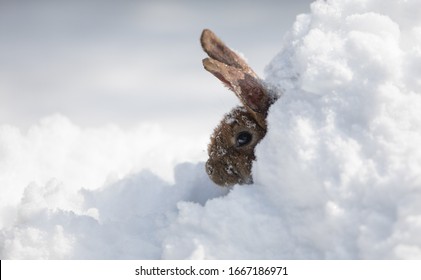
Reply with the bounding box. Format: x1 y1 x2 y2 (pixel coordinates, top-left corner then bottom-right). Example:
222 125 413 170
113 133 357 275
206 158 246 186
205 160 214 175
206 158 232 186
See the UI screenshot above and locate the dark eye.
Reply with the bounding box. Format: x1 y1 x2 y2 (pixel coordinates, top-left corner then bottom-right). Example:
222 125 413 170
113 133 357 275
236 131 253 147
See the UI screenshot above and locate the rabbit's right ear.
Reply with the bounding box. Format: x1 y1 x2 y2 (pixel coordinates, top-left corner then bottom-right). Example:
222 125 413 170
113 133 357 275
201 29 274 126
201 29 255 75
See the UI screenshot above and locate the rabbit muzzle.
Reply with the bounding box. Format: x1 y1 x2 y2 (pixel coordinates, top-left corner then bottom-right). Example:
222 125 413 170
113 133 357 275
206 155 253 186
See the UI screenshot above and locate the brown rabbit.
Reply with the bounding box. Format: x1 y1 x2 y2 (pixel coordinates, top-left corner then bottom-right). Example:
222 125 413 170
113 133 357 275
201 29 279 186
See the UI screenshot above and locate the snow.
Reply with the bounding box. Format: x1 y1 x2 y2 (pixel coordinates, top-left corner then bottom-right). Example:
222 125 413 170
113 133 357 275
2 0 421 259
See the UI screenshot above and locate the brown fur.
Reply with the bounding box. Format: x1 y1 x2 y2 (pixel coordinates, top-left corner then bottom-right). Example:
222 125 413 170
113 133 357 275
206 107 266 186
201 29 278 186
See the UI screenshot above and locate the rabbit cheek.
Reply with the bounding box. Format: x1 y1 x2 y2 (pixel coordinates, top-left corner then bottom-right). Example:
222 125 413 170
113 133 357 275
205 158 241 186
206 150 254 186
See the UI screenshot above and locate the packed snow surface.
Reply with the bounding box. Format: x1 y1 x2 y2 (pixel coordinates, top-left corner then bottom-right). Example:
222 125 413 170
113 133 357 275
2 0 421 259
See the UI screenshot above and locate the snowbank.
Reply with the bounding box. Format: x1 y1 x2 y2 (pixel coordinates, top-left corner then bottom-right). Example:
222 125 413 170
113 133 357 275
1 0 421 259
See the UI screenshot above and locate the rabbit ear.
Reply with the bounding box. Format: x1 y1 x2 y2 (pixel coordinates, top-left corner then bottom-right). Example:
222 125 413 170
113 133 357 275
202 57 272 119
201 29 274 126
201 29 255 76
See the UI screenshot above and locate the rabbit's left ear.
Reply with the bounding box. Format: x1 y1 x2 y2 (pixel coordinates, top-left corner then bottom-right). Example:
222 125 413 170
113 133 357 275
201 29 274 125
203 58 272 116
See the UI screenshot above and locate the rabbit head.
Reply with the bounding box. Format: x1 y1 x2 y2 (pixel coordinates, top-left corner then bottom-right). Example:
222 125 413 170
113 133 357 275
201 29 278 186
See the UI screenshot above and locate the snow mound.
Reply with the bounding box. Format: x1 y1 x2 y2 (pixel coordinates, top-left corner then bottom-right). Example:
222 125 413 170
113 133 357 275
1 0 421 259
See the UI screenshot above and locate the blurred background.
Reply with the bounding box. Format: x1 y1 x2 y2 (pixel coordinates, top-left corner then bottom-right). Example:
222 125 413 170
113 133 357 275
0 0 313 134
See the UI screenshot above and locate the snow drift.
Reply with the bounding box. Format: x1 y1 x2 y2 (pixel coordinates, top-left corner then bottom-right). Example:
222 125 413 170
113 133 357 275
1 0 421 259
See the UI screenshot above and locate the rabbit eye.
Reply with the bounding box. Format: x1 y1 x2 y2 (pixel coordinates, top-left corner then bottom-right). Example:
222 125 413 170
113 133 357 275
236 131 252 147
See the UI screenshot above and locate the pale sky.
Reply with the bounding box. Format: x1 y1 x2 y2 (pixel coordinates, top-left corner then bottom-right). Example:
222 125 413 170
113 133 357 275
0 0 313 131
